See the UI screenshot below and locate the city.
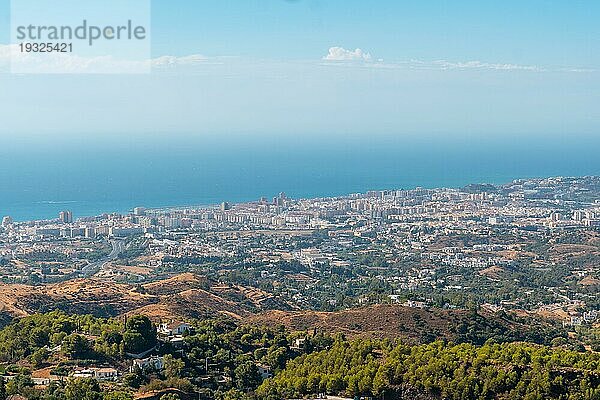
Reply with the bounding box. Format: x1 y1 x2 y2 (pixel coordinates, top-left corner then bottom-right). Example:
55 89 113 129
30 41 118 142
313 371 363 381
1 176 599 329
2 0 599 398
1 176 600 399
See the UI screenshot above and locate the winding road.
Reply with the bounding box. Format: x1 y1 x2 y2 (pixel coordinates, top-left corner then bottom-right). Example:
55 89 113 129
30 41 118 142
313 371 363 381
81 239 126 277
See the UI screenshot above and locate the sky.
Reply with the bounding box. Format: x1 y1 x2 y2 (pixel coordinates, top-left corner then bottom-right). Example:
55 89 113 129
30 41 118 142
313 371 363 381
0 0 598 140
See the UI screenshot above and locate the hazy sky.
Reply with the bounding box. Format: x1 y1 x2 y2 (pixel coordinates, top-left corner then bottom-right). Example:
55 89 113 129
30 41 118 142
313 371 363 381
0 0 598 139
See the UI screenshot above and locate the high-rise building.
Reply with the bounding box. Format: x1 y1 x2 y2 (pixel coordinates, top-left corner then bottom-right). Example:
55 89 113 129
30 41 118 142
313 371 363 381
59 210 73 224
273 192 288 206
133 207 146 216
221 202 231 211
549 212 562 222
1 216 13 227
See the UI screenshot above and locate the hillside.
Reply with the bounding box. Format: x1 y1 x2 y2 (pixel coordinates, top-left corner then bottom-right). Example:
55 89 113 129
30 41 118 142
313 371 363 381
0 279 152 318
0 273 289 324
0 274 565 345
245 304 564 345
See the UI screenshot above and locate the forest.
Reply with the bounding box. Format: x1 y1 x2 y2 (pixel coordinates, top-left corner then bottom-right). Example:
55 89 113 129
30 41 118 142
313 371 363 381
258 339 600 400
0 311 599 399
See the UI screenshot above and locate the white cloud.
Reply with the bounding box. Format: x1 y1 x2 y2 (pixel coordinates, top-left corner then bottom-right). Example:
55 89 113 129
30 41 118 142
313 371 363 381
324 57 549 72
319 47 552 72
0 44 215 73
0 43 596 75
558 67 598 73
0 44 149 73
429 60 542 71
151 54 211 67
323 47 372 62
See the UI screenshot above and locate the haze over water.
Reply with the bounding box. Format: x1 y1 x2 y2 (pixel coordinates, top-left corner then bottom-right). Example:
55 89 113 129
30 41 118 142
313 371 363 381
1 134 599 222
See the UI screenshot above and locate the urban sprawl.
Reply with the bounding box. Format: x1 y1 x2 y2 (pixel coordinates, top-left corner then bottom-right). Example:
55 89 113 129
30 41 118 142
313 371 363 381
1 176 600 399
1 176 599 327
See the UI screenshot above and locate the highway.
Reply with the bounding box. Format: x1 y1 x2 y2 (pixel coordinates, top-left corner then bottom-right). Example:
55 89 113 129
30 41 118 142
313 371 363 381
81 239 126 278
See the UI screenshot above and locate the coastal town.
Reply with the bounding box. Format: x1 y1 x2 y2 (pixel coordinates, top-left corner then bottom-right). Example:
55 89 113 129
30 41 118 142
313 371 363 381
1 176 599 331
0 176 599 399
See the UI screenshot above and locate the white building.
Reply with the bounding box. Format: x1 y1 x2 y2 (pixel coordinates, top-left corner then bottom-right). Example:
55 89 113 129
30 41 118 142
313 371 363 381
159 321 191 336
73 367 118 381
256 364 273 380
131 356 165 372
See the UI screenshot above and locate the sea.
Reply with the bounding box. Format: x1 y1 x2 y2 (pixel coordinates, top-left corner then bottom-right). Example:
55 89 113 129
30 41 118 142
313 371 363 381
1 133 599 222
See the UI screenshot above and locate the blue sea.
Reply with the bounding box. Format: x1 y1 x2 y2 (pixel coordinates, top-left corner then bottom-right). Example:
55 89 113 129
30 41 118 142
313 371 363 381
1 134 599 221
